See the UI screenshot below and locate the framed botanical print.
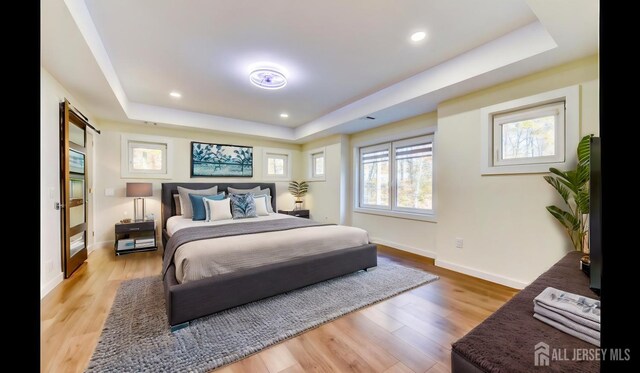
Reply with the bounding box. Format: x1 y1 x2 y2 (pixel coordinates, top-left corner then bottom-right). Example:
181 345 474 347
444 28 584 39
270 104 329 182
190 142 253 177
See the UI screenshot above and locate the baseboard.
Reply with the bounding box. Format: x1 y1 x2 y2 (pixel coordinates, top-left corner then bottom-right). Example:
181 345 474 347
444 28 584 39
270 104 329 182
435 259 527 289
369 237 437 259
41 272 64 299
92 240 114 250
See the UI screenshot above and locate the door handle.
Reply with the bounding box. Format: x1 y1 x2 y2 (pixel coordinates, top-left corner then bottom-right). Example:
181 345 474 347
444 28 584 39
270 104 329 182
55 202 64 210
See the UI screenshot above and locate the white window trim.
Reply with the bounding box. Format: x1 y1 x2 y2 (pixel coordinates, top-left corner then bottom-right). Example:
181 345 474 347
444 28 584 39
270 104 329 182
121 134 173 179
352 126 437 222
493 102 565 166
480 85 580 175
262 148 293 181
358 142 391 210
307 147 326 181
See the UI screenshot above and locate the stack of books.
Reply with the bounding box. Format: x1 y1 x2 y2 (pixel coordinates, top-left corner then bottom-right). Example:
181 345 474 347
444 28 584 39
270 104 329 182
117 239 135 251
135 238 155 248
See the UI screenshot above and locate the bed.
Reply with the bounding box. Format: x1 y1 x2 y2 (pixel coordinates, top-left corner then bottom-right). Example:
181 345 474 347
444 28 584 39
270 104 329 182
161 182 377 329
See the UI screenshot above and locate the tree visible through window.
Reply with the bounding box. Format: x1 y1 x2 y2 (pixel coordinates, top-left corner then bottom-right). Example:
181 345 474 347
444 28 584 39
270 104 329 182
501 116 555 159
395 143 432 210
493 101 565 166
359 135 434 214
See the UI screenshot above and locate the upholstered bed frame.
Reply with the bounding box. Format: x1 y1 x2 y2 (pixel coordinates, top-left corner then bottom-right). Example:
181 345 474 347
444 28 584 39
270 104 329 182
161 183 377 330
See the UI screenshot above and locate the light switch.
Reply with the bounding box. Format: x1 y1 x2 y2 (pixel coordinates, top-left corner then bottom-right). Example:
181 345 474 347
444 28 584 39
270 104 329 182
105 188 115 196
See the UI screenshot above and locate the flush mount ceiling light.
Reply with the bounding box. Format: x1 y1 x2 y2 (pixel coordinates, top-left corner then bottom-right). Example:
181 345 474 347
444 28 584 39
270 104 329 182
249 68 287 90
280 113 289 118
410 31 427 42
169 91 182 98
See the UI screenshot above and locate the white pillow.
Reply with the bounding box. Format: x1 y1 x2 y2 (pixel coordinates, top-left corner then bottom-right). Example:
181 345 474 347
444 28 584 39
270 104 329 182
203 193 226 221
205 198 232 222
254 193 274 213
253 196 270 216
177 186 218 218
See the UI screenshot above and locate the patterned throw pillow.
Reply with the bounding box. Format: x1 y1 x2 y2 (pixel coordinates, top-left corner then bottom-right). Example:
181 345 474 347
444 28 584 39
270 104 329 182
230 193 257 219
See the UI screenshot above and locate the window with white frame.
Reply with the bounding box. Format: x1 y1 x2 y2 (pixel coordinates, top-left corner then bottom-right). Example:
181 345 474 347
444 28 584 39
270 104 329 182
121 134 173 178
312 152 325 178
493 101 565 166
358 135 433 215
128 141 167 174
480 85 579 175
307 147 326 181
262 148 292 179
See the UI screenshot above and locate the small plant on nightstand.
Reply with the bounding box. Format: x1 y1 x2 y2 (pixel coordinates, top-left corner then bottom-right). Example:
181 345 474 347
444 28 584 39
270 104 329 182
288 181 309 210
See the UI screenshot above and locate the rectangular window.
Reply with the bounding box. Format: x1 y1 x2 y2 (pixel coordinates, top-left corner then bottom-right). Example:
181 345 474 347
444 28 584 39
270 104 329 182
360 144 390 208
394 138 433 212
492 101 565 167
312 152 325 178
359 135 433 215
128 141 167 174
121 134 173 179
263 148 292 180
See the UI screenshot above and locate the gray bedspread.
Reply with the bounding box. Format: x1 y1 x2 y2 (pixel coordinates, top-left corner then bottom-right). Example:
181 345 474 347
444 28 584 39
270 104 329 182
162 218 333 278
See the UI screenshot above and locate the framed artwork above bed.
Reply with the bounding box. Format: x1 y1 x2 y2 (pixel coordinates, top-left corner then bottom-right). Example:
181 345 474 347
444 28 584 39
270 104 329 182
191 142 253 177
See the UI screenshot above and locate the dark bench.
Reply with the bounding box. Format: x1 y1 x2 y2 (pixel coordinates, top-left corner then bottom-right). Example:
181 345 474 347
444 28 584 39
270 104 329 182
451 251 600 372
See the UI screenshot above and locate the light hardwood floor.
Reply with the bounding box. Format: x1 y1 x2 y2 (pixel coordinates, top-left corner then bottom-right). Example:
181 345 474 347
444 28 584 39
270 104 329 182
41 245 517 373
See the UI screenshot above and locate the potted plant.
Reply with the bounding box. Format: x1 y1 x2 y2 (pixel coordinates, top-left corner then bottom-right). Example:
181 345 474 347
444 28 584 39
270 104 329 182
288 181 309 210
543 134 592 272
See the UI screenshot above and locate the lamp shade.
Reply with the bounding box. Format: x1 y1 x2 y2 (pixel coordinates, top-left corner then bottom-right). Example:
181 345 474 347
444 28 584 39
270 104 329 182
126 182 153 197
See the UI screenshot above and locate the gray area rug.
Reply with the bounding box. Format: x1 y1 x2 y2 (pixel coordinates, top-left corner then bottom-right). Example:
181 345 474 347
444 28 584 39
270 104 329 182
87 258 438 372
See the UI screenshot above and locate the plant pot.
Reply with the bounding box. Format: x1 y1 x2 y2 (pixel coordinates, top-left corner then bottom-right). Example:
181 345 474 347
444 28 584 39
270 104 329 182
580 254 591 277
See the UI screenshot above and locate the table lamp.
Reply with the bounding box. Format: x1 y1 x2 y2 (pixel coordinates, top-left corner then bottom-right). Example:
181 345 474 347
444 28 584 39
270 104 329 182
126 182 153 221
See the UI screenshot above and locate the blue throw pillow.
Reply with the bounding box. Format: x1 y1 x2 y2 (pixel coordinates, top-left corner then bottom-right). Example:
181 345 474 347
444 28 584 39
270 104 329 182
230 193 257 219
189 193 225 221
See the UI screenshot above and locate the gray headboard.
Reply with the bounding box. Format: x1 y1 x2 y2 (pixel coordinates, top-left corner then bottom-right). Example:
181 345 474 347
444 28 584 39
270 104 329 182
161 182 277 229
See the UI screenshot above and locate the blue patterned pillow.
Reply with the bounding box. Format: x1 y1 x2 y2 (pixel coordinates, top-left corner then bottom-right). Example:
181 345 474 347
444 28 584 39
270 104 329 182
230 193 257 219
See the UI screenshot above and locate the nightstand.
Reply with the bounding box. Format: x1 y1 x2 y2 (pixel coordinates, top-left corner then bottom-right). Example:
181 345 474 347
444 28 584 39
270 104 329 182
114 220 157 255
278 209 310 219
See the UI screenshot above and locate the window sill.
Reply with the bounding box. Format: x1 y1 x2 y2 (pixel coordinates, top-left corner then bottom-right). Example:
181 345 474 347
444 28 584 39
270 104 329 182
481 161 569 175
261 177 292 182
353 207 437 222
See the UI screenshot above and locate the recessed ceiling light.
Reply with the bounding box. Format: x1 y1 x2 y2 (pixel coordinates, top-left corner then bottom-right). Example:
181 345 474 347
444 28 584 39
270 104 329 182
169 91 182 98
410 31 427 42
280 113 289 118
249 69 287 90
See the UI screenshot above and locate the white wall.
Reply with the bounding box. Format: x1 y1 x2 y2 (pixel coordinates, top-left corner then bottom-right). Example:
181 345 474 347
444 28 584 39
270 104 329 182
340 55 598 288
94 121 302 246
434 55 599 288
40 67 97 298
302 135 349 224
348 112 439 258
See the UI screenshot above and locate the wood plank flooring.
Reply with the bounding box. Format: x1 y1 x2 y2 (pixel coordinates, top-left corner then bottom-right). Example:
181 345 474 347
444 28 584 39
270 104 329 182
41 245 517 373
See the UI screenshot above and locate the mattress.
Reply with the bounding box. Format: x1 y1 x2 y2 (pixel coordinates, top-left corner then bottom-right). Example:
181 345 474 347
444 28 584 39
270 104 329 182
167 214 370 284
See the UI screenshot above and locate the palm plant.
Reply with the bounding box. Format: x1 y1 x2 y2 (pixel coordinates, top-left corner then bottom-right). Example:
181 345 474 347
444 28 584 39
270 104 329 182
288 181 309 209
543 134 592 253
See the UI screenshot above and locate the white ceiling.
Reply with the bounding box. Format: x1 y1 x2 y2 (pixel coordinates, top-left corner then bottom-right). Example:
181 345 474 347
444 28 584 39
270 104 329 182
41 0 598 143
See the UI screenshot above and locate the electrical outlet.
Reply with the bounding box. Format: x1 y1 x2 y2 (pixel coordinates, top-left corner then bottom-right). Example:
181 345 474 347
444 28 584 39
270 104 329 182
455 238 464 249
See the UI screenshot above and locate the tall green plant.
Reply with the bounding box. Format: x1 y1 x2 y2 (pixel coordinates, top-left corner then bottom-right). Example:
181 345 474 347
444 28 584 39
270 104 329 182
543 134 592 252
288 181 309 201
